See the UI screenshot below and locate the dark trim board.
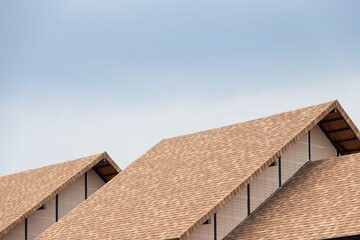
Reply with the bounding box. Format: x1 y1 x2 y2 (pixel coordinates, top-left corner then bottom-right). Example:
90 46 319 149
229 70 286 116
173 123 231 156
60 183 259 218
278 157 282 187
24 218 27 240
85 172 88 199
214 213 217 240
308 131 311 161
55 194 58 222
247 184 250 216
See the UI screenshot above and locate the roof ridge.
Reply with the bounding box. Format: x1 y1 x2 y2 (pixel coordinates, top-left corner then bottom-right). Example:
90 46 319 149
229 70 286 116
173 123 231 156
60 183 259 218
0 153 103 178
163 100 337 141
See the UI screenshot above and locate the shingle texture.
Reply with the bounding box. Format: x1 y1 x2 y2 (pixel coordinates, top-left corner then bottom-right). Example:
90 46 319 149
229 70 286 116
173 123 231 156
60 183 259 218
0 152 119 237
224 153 360 240
37 100 358 240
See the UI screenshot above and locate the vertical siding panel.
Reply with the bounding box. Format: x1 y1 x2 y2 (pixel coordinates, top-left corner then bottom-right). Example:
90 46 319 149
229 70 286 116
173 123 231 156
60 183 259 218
217 192 246 239
250 161 278 212
27 197 56 240
58 174 85 219
1 221 25 240
311 125 337 161
187 216 214 240
87 169 105 197
281 134 308 184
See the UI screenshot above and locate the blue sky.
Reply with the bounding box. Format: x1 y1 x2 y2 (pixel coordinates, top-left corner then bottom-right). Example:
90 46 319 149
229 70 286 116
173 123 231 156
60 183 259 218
1 0 360 176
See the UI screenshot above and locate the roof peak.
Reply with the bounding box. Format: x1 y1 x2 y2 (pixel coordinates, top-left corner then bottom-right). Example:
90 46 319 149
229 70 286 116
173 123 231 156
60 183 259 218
0 152 104 178
0 152 120 237
163 100 337 141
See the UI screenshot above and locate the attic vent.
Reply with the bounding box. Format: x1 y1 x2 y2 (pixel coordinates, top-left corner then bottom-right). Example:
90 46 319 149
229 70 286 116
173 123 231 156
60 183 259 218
38 204 46 210
269 161 277 167
203 219 211 225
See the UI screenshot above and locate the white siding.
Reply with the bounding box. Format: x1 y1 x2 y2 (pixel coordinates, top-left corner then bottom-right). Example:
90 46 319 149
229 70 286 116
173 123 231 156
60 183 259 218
311 125 337 161
1 221 25 240
217 188 247 239
281 133 308 185
27 198 56 240
1 168 108 240
87 169 105 197
58 174 85 219
250 160 278 212
187 216 214 240
188 124 338 240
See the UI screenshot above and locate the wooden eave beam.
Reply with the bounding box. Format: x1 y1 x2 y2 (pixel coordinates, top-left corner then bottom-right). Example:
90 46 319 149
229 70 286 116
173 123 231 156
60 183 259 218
102 172 117 177
318 124 346 153
341 148 360 154
319 117 344 124
326 127 351 134
337 137 358 143
94 164 111 169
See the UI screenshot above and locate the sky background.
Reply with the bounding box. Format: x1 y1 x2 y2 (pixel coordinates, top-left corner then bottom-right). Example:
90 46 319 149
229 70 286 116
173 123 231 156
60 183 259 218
1 0 360 176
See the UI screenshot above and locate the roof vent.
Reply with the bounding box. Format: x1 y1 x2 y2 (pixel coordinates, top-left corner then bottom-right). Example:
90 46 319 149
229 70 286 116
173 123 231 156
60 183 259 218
203 219 211 225
38 204 46 210
269 161 277 167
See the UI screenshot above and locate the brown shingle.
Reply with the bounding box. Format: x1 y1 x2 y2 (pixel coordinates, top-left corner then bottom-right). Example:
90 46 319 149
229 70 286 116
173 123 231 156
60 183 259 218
0 152 120 237
224 153 360 240
36 100 359 239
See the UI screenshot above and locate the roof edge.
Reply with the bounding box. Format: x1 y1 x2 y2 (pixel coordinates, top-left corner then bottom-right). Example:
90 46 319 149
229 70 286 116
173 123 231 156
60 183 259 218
164 100 338 141
317 233 360 240
334 101 360 138
0 152 120 238
178 100 359 240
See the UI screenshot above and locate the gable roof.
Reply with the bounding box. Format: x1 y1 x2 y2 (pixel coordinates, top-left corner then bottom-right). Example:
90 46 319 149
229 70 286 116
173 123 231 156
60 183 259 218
37 100 360 240
224 153 360 240
0 152 120 237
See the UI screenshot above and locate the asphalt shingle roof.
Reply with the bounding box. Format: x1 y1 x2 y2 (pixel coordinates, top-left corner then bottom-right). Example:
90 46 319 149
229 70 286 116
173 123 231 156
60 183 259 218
37 100 359 239
224 153 360 240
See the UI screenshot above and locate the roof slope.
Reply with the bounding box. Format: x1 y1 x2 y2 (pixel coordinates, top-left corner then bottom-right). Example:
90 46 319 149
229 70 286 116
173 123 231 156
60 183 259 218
0 152 120 237
224 153 360 240
37 100 358 240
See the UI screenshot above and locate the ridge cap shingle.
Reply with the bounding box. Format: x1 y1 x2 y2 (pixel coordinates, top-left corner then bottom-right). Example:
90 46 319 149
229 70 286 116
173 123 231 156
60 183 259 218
163 100 337 141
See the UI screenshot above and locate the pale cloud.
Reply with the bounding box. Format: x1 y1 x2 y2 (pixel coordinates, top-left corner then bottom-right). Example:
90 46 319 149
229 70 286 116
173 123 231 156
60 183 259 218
1 78 359 176
1 0 359 176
